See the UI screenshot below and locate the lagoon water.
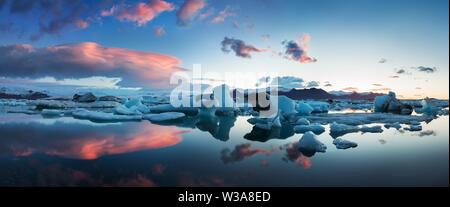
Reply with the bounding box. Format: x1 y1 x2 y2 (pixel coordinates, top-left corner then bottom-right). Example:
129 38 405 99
0 113 448 186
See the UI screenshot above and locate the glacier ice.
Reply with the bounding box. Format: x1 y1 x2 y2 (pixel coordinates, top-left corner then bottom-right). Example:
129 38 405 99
333 138 358 149
297 101 314 115
293 123 325 135
295 118 310 125
143 112 185 122
298 131 327 157
72 109 142 122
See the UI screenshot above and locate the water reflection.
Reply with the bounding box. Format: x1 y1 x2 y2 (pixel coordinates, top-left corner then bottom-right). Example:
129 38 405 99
0 121 186 159
220 143 272 164
244 124 295 142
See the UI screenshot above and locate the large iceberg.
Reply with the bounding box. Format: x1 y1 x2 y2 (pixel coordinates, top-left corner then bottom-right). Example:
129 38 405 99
297 101 314 115
305 101 329 113
298 131 327 157
114 97 150 115
373 92 412 115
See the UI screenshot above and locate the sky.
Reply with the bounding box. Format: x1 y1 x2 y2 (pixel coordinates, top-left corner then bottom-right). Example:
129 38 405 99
0 0 448 99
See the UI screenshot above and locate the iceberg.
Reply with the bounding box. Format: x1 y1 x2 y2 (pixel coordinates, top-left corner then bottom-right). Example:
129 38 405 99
143 112 185 122
384 122 402 130
251 113 282 130
72 109 142 122
360 125 383 133
41 109 64 117
298 131 327 157
277 96 297 115
114 104 142 115
330 122 360 135
416 99 441 115
305 101 329 113
295 118 310 125
333 138 358 149
293 123 325 135
404 125 422 131
373 92 412 115
297 101 314 115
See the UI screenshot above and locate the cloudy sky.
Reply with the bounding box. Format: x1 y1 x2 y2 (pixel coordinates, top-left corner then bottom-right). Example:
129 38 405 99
0 0 448 99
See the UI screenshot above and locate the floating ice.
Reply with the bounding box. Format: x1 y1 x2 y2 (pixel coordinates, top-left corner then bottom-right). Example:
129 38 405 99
305 101 329 113
360 125 383 133
302 113 433 126
41 109 64 117
404 125 422 131
373 92 412 115
330 122 360 136
295 118 310 125
34 100 119 110
297 101 314 115
72 109 142 122
333 138 358 149
250 113 282 130
143 112 185 122
0 100 27 106
416 99 441 115
298 131 327 157
293 123 325 135
384 122 402 130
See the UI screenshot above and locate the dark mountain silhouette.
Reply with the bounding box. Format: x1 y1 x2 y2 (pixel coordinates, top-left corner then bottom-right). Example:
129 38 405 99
278 88 383 100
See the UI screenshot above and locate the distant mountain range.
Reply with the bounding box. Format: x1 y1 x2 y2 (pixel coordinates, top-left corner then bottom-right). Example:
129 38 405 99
277 88 384 100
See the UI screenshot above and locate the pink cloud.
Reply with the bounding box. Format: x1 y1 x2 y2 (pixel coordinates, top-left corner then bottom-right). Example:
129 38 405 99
177 0 206 26
102 0 174 26
211 7 234 24
0 42 183 88
153 26 166 37
74 19 89 29
282 33 317 63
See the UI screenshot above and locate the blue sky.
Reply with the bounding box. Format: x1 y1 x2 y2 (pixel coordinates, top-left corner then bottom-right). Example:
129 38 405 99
0 0 448 98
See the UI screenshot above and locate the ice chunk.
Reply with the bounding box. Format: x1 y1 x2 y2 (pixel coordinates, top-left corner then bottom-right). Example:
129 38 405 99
298 131 327 157
297 101 313 115
143 112 185 122
360 125 383 133
384 122 401 130
302 112 433 126
114 105 142 115
330 122 359 134
333 138 358 149
0 100 27 106
295 118 310 125
276 96 297 115
305 101 329 113
41 109 64 117
404 125 422 131
417 99 441 115
252 113 282 130
374 92 412 114
293 123 325 135
72 109 142 122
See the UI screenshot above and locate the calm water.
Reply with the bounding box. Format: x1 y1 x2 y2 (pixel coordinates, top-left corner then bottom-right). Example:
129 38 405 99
0 113 448 186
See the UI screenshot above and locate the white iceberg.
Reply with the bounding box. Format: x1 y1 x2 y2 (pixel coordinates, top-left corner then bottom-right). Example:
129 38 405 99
143 112 185 122
298 131 327 156
333 138 358 149
293 123 325 134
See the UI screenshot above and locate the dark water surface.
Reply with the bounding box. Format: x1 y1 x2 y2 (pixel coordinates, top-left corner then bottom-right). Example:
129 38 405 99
0 113 448 186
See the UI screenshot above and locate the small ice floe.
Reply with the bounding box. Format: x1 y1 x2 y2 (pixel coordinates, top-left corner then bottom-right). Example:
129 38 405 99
333 138 358 149
298 131 327 157
373 92 413 115
384 122 402 130
41 109 64 117
0 100 27 106
305 101 329 113
33 100 119 110
438 109 449 116
360 125 383 133
293 123 325 135
415 99 443 116
248 113 282 130
72 92 97 103
295 118 310 125
143 112 185 122
404 125 422 131
72 109 142 122
330 122 383 138
302 112 433 126
296 101 314 115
